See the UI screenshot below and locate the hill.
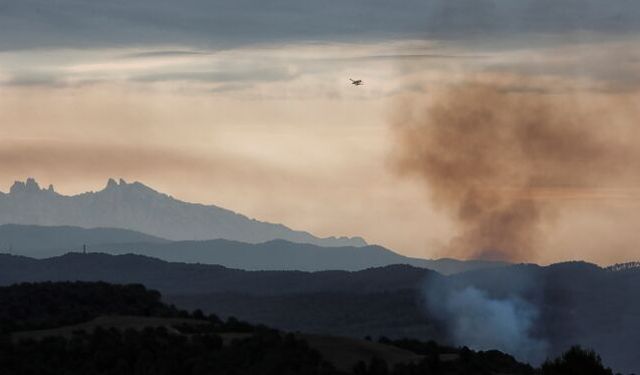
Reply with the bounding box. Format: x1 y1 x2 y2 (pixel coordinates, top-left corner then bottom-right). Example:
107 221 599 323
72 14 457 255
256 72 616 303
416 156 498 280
0 178 366 247
0 224 506 273
0 253 440 295
0 224 168 257
0 253 637 372
0 281 610 375
87 238 506 273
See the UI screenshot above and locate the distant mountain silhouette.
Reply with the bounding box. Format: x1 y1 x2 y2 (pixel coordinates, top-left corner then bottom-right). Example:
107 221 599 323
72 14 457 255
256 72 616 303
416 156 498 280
0 252 638 372
88 238 507 273
0 224 168 257
0 224 506 274
0 178 366 247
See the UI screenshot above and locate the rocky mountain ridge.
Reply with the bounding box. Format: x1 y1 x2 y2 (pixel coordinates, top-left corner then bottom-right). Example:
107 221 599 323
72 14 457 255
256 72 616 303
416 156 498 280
0 178 367 247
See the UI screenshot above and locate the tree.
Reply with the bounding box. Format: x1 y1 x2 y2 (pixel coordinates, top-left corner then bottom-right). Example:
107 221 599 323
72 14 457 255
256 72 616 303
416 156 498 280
542 346 613 375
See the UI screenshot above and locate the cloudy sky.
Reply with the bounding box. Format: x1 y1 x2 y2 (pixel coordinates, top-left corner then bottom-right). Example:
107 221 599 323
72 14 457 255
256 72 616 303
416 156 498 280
2 0 640 265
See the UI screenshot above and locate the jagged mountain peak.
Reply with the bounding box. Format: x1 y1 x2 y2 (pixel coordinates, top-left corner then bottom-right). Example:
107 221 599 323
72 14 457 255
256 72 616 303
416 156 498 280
10 178 40 194
6 178 159 198
101 178 161 196
9 178 57 195
105 178 118 189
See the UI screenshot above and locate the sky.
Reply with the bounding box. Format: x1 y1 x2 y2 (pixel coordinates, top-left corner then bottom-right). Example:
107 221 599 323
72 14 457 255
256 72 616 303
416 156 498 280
1 0 640 265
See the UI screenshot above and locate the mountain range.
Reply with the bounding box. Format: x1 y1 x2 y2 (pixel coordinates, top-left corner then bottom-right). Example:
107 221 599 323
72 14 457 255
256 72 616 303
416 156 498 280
0 224 505 274
0 179 508 274
0 178 366 247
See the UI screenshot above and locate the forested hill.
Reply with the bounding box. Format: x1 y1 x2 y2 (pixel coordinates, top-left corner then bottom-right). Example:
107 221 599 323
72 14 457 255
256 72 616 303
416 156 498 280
0 281 614 375
1 253 638 372
0 252 440 295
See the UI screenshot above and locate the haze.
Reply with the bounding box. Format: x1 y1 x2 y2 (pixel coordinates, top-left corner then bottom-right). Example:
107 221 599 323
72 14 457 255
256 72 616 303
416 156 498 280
2 1 640 265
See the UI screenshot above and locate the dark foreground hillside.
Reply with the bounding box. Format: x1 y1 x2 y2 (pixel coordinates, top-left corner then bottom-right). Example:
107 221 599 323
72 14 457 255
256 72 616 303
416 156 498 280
0 282 615 375
0 254 638 373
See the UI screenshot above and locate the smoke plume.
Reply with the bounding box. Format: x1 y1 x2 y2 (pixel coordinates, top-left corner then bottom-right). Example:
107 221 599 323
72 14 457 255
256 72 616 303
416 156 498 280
425 283 547 364
392 83 640 261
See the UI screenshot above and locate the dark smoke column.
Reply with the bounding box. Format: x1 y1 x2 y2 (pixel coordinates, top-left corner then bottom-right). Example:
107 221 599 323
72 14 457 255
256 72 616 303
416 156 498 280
391 83 627 261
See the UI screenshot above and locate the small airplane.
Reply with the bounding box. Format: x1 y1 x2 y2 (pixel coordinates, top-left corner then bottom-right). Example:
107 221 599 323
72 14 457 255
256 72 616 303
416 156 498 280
350 78 364 86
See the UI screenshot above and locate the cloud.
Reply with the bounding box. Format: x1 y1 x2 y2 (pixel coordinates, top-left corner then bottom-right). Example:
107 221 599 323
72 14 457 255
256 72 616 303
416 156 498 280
0 45 301 90
134 66 299 84
2 36 638 96
119 50 209 59
1 0 639 52
2 72 63 87
477 40 640 92
0 41 426 94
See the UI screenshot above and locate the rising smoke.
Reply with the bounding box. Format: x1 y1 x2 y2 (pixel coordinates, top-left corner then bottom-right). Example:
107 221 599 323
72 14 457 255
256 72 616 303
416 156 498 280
392 83 640 261
424 281 548 365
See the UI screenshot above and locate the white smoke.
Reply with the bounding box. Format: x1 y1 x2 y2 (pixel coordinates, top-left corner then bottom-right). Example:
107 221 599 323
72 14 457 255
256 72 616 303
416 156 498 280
425 285 548 364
